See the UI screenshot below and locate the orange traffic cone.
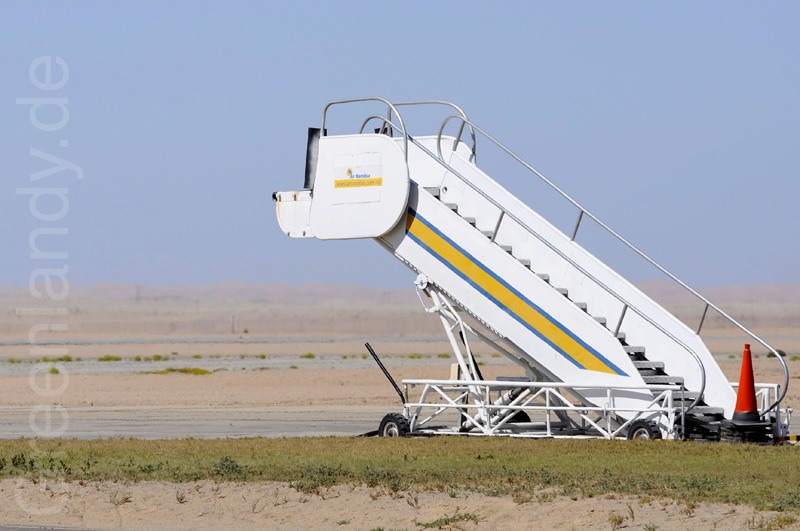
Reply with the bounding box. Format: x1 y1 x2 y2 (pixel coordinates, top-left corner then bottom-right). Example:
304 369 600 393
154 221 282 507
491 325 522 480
732 344 761 422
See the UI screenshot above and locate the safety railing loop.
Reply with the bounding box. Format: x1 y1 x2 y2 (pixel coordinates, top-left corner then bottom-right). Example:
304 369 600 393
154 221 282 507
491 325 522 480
322 98 409 161
390 101 477 162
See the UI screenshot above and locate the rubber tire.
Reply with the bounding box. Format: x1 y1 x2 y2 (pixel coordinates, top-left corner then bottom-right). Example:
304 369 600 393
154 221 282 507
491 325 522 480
509 411 531 423
379 413 410 437
626 420 662 440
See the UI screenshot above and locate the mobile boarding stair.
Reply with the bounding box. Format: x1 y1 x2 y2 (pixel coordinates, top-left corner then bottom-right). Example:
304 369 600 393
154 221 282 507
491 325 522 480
274 98 791 442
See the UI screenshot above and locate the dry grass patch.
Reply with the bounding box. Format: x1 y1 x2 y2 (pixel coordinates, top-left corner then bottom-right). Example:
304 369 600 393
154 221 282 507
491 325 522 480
0 438 798 514
146 367 213 376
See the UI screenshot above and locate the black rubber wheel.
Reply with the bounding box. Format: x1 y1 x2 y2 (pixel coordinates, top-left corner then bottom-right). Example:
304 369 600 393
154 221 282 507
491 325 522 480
379 413 410 437
626 420 662 440
509 411 531 423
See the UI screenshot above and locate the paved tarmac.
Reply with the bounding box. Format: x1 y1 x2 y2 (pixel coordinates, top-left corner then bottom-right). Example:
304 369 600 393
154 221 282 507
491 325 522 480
1 405 795 440
0 405 389 439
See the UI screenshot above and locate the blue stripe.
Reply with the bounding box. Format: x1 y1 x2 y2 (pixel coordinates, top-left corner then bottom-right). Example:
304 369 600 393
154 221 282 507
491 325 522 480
407 208 627 376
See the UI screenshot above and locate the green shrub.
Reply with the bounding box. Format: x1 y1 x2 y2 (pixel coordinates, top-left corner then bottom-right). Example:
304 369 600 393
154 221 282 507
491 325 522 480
42 355 72 362
148 367 212 376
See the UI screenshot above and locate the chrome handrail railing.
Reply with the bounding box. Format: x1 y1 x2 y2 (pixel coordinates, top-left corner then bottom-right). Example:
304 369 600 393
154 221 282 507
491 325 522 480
322 98 409 161
434 114 788 414
388 101 477 162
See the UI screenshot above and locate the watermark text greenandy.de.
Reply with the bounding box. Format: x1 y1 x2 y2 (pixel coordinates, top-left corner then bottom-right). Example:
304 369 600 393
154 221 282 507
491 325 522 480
14 55 83 515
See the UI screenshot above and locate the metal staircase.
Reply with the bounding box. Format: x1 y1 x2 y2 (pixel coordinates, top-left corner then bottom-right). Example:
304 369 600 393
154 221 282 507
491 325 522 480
274 98 790 441
424 180 727 424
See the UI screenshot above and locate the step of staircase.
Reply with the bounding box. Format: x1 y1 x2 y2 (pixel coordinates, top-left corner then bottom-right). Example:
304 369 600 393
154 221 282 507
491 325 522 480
423 186 441 198
536 273 550 283
517 258 531 267
498 244 512 253
574 302 588 312
624 346 646 355
632 360 665 370
644 375 684 385
555 287 568 296
464 217 476 225
672 391 703 401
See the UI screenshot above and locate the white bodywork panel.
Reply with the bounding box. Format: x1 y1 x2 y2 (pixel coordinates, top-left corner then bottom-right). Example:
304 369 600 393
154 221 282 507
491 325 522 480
274 190 313 238
309 134 410 240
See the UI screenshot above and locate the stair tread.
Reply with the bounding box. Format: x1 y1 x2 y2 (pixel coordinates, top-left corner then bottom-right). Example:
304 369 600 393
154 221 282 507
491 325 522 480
555 288 568 296
672 391 703 401
463 217 477 225
537 273 550 283
517 258 531 267
575 302 588 311
594 316 607 325
624 345 646 354
443 203 458 211
633 361 664 369
481 230 494 238
644 375 684 384
498 244 512 252
423 186 441 198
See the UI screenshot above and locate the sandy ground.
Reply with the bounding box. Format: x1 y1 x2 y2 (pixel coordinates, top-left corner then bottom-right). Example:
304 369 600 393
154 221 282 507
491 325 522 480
0 350 796 411
3 479 797 530
0 287 798 529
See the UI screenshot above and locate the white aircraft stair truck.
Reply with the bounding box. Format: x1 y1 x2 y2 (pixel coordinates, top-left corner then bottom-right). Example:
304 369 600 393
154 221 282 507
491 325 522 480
274 98 791 442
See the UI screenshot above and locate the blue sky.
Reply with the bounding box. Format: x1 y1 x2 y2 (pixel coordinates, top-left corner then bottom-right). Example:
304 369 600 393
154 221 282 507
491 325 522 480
2 2 798 290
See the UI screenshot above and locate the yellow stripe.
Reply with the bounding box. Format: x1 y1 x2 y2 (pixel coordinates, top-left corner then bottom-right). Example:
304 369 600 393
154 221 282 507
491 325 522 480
407 213 617 374
334 177 383 188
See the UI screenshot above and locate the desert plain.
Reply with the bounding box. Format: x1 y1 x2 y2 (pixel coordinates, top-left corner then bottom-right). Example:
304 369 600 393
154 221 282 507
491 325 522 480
0 282 798 529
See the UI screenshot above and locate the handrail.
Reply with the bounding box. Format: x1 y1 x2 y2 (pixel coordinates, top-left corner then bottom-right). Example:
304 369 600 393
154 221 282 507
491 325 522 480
388 101 477 162
322 98 409 161
409 135 707 419
358 115 398 135
434 114 788 414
